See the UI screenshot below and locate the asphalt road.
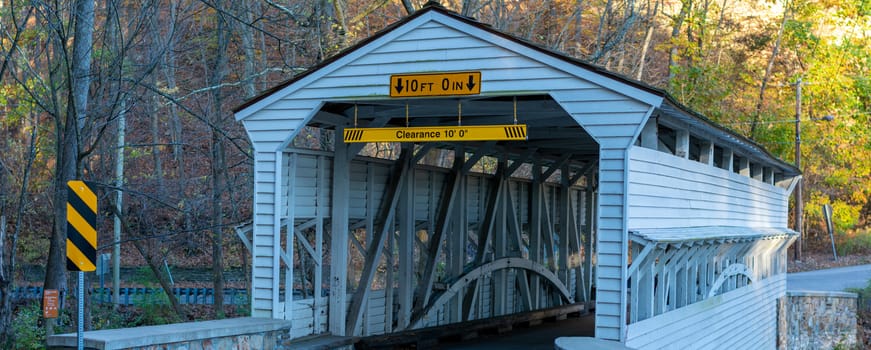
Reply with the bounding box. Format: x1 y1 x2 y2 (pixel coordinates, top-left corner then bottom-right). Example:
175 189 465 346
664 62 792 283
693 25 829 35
787 263 871 292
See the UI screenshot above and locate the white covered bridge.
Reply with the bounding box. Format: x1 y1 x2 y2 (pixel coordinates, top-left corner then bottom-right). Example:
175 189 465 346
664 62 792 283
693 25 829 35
233 3 799 348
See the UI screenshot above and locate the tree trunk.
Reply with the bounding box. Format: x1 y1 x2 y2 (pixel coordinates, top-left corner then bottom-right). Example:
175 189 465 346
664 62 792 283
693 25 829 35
238 0 258 99
148 6 165 193
668 0 690 84
209 0 230 319
636 0 661 80
401 0 415 15
0 218 10 347
164 0 184 163
751 3 789 138
108 205 185 318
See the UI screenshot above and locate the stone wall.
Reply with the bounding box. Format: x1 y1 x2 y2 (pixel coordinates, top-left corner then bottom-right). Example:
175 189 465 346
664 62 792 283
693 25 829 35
47 318 292 350
120 332 280 350
781 291 858 350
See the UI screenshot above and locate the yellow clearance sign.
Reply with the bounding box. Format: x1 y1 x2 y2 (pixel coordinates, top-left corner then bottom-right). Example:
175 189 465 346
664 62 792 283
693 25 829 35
344 124 527 143
390 72 481 97
67 180 97 272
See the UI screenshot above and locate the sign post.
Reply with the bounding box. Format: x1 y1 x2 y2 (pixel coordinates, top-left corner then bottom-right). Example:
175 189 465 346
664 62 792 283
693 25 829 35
43 289 59 319
823 204 837 261
67 180 97 350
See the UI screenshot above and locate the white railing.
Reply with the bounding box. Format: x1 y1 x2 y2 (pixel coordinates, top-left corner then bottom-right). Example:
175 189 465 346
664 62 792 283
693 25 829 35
627 227 795 323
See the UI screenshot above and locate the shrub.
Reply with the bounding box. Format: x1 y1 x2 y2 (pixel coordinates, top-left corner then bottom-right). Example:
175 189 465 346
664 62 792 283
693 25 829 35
838 228 871 256
10 302 44 350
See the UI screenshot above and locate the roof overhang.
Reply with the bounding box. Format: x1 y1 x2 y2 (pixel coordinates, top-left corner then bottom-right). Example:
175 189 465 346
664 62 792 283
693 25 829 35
630 226 798 247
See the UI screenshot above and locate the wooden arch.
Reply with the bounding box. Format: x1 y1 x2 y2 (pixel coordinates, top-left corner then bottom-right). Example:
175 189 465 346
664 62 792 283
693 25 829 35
706 263 754 298
411 257 574 329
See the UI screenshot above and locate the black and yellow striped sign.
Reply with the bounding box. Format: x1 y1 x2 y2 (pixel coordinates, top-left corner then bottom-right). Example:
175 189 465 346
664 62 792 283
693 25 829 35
343 124 527 143
67 180 97 272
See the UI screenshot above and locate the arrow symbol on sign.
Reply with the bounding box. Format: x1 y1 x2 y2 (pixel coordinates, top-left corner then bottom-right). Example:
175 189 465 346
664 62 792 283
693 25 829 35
394 78 404 94
466 75 476 90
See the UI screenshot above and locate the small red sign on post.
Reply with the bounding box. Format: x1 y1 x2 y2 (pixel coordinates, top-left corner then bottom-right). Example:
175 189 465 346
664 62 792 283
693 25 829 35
43 289 59 319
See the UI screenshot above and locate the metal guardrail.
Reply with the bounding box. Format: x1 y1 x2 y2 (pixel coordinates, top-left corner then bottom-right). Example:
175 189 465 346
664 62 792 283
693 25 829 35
10 286 250 305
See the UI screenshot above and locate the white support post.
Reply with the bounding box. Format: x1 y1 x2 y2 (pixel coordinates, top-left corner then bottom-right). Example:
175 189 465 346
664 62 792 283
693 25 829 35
314 154 324 332
583 183 595 304
449 147 465 322
567 187 584 303
629 242 641 323
699 140 714 165
640 118 658 149
272 151 284 319
692 245 717 303
493 161 508 316
638 246 657 321
529 163 543 308
284 152 297 320
385 216 394 333
558 168 571 287
723 148 734 172
541 187 557 275
397 155 414 329
675 129 690 158
653 247 678 315
739 157 750 176
764 167 775 185
329 129 350 335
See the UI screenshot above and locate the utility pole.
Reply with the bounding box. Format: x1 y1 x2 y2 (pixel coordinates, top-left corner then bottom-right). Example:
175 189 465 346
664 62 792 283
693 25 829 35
794 78 803 261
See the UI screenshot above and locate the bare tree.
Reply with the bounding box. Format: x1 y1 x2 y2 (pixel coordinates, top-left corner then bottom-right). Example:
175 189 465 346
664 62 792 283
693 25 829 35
668 0 690 83
208 0 231 318
751 0 790 138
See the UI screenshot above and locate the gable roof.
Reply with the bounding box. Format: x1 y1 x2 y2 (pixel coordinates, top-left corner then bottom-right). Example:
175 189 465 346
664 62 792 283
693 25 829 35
232 1 799 176
232 1 663 114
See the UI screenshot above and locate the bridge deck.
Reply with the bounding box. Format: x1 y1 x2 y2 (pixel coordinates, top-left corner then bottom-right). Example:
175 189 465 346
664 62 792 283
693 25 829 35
440 314 594 350
354 304 592 349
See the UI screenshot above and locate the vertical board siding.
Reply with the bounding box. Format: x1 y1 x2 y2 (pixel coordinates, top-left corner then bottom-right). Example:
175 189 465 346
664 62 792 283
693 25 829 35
626 274 785 349
628 147 789 229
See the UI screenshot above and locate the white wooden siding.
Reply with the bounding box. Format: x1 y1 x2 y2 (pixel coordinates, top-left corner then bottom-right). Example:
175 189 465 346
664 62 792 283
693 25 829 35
251 151 279 317
626 274 785 349
241 100 320 150
290 297 329 339
628 147 789 229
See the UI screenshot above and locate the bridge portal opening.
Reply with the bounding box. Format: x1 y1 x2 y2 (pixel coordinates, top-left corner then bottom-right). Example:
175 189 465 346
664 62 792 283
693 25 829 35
280 94 599 337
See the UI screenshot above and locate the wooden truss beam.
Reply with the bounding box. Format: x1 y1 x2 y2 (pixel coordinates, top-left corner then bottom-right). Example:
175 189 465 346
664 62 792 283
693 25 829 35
346 150 413 334
413 154 465 317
